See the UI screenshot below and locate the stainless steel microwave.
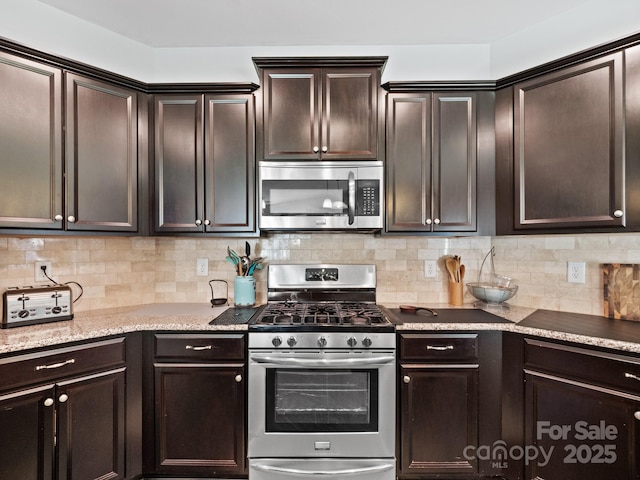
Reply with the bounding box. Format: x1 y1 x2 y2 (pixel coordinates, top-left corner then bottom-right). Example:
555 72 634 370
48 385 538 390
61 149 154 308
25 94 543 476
258 161 383 231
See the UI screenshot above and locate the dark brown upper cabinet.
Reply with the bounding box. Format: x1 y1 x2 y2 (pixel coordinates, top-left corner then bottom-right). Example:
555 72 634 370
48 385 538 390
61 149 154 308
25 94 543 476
65 73 139 232
253 57 386 161
0 51 63 230
0 51 143 234
153 90 257 235
385 86 495 235
496 51 631 234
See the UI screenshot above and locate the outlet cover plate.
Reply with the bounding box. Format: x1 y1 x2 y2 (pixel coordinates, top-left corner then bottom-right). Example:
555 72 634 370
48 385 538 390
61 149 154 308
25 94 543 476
424 260 437 278
196 258 208 277
568 261 586 284
35 261 52 282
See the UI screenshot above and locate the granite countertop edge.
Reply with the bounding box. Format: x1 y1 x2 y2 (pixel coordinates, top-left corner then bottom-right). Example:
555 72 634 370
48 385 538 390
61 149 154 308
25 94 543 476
2 302 640 355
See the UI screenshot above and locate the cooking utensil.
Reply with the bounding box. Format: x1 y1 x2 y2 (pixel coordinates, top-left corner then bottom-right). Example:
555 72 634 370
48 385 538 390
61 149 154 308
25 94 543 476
399 305 438 316
209 279 228 306
445 257 457 282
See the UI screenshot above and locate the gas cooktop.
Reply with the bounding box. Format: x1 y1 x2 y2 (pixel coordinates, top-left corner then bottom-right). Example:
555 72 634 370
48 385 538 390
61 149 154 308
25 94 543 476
249 301 394 332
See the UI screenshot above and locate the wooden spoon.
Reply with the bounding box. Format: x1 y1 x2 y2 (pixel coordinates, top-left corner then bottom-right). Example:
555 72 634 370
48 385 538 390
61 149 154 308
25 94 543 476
445 257 457 282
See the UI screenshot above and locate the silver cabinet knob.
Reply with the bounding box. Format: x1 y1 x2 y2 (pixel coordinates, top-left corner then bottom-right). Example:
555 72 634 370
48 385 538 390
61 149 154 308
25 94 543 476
403 375 411 384
195 219 202 226
322 146 328 153
614 210 624 218
54 214 63 221
434 218 441 225
313 146 319 153
425 218 432 225
58 393 69 403
43 398 54 407
67 216 75 223
235 374 242 383
204 219 211 226
634 411 640 421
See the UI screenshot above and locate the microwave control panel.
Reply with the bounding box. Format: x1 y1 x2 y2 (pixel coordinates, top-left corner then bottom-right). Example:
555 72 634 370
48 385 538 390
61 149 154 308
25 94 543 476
356 180 380 216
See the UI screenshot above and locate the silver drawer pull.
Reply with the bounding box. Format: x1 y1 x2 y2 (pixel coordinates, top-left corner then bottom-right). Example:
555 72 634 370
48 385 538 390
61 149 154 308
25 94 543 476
185 345 212 351
634 411 640 421
625 372 640 382
35 359 75 371
426 345 454 351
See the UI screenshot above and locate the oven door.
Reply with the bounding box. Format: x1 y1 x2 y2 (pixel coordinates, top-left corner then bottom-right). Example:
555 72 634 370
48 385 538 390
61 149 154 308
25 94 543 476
248 350 395 458
249 458 395 480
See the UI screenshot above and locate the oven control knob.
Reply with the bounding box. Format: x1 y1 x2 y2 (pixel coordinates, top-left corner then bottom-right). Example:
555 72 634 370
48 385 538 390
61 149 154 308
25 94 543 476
362 337 372 348
272 336 283 347
347 337 358 347
317 336 327 348
287 336 297 347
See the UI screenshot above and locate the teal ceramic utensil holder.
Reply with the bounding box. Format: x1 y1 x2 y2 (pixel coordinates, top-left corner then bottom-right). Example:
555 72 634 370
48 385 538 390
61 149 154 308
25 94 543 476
234 276 256 307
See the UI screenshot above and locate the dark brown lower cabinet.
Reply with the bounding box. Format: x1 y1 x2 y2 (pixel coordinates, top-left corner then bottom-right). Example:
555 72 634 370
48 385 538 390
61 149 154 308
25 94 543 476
400 365 479 476
151 333 246 477
525 371 640 480
0 368 126 480
399 333 482 478
522 338 640 480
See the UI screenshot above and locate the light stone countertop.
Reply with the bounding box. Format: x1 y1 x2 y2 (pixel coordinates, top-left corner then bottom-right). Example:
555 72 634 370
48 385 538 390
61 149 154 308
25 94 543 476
2 302 640 356
0 303 240 355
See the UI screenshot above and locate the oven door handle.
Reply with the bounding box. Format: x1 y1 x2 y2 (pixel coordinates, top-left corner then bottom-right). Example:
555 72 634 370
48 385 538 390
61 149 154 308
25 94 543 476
250 355 395 367
252 462 395 476
348 170 356 225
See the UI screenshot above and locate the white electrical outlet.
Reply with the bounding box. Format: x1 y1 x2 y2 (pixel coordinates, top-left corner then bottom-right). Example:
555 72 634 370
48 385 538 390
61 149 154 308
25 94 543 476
35 261 52 283
424 260 437 278
196 258 209 277
567 261 586 284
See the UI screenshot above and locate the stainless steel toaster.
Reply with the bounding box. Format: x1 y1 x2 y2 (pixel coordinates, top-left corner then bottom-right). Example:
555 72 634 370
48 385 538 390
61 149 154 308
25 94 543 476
2 284 73 328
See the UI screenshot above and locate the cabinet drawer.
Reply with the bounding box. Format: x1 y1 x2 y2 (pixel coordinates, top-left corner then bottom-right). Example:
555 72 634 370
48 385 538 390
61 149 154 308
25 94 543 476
154 333 245 361
524 339 640 393
0 337 126 393
400 333 478 362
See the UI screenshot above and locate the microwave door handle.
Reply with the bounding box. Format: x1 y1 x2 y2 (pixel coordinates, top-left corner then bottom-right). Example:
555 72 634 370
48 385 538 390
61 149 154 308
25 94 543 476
252 462 395 476
348 171 356 225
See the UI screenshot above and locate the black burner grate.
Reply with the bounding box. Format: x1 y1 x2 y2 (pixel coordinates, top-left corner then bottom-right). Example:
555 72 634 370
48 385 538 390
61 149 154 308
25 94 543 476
253 302 387 326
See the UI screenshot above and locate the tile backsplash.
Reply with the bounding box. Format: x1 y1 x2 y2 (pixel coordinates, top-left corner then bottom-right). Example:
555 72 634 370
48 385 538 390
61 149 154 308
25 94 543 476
2 232 640 316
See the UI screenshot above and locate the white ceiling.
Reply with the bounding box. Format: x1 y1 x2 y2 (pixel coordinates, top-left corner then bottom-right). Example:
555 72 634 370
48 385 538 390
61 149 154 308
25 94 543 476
38 0 593 48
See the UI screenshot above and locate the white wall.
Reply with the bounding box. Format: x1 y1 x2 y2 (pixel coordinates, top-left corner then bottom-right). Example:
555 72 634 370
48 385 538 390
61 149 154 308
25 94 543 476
2 0 638 83
489 0 640 79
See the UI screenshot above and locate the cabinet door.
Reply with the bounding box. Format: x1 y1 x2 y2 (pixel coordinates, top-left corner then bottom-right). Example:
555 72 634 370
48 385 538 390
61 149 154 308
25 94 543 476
386 93 432 231
399 365 479 476
154 363 246 476
386 92 478 233
432 93 477 232
65 74 138 232
0 52 63 230
513 52 624 230
154 95 204 232
525 371 640 480
0 384 55 480
204 94 256 233
260 69 320 160
56 368 126 480
321 68 379 160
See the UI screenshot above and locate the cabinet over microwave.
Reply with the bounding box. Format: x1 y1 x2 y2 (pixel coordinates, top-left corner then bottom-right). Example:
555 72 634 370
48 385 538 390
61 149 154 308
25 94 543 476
258 161 383 231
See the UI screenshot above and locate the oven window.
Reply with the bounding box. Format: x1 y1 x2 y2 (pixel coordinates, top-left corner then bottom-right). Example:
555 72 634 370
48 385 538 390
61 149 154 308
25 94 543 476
265 368 378 432
262 180 349 216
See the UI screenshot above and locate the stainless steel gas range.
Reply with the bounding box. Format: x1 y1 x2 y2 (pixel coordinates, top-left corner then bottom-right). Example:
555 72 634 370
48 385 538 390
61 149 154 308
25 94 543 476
247 264 396 480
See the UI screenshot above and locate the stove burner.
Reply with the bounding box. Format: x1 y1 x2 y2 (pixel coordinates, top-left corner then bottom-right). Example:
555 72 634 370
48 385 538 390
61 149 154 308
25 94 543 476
253 301 389 328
